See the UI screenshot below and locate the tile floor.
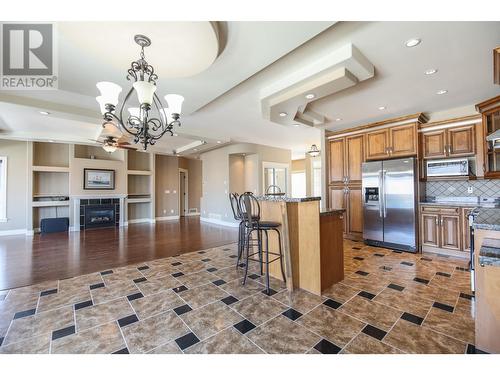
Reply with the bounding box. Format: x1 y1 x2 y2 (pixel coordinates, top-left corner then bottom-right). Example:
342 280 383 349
0 240 477 354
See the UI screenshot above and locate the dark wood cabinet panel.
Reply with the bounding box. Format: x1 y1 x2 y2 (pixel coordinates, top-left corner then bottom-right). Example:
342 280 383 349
345 135 364 183
448 125 475 157
390 123 417 157
365 129 389 160
423 130 447 159
328 138 345 184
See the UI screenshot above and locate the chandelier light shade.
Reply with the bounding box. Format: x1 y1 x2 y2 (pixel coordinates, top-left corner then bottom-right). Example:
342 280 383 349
102 143 117 153
307 144 321 157
95 34 183 150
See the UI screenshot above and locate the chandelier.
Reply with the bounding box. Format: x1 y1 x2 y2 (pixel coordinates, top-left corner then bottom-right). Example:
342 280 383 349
95 35 184 150
307 144 320 157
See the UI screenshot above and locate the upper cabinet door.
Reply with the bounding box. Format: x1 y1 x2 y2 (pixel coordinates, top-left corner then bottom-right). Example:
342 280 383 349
365 129 389 160
328 138 345 184
422 130 447 159
345 135 364 183
390 123 417 157
448 125 475 157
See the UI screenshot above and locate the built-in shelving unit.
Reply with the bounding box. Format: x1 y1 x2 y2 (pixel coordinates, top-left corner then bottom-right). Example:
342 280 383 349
29 142 72 232
74 144 125 161
126 150 155 223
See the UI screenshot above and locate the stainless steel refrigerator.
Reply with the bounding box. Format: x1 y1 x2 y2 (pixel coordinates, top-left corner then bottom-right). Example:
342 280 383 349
361 157 418 252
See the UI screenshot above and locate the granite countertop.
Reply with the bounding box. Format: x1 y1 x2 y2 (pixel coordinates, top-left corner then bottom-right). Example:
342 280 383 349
472 208 500 231
320 209 346 216
479 238 500 266
254 195 321 203
419 201 480 207
420 196 499 208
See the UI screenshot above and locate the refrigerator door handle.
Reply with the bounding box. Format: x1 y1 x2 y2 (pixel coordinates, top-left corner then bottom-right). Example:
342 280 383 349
382 170 388 218
378 170 384 218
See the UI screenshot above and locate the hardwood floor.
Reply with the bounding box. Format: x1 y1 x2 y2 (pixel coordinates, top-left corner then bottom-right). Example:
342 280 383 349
0 217 238 291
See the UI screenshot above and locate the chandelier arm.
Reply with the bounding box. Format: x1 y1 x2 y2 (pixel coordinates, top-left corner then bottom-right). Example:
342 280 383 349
152 93 167 129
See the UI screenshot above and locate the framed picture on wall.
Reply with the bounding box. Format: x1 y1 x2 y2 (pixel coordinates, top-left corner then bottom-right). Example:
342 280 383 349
83 168 115 190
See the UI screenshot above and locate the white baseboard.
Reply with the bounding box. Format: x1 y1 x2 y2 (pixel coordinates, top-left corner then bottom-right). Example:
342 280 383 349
200 217 239 228
183 212 200 217
126 218 156 225
0 228 28 236
155 215 180 221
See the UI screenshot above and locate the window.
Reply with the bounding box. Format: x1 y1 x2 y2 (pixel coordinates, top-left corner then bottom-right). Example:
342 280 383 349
0 157 6 222
312 159 322 197
291 172 306 198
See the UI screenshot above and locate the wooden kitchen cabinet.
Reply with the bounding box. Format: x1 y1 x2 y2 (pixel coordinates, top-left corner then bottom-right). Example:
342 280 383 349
422 130 447 159
422 125 475 159
390 123 418 157
462 208 473 252
476 95 500 179
328 138 345 184
328 186 347 233
365 129 390 160
347 186 363 237
440 214 461 250
421 213 440 247
345 135 364 183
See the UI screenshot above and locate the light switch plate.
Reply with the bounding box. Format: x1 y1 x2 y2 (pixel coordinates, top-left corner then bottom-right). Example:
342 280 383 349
467 186 474 194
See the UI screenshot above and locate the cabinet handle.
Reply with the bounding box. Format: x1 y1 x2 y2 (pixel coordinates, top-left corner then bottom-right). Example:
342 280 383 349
448 145 452 153
435 217 438 226
443 146 447 155
440 218 444 226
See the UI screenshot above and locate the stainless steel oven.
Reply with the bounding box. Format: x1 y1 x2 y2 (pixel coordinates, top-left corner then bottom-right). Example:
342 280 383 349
426 158 470 177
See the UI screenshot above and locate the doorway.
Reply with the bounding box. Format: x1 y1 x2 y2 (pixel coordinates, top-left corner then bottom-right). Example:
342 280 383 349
179 168 188 217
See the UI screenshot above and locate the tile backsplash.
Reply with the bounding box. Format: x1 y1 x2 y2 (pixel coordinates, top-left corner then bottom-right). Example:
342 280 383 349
425 179 500 198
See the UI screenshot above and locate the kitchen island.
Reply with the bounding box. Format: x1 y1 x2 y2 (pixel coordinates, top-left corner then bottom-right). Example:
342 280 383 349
254 196 344 295
472 208 500 353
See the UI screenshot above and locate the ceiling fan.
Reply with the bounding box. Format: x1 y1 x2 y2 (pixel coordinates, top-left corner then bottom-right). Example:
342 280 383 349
89 135 136 153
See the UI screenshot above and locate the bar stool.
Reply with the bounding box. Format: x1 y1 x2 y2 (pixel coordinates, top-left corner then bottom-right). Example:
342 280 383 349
239 192 286 295
229 193 245 268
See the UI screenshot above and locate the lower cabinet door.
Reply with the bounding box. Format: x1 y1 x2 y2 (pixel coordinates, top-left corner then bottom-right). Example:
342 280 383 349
347 186 363 237
421 213 440 247
440 214 461 250
329 186 347 233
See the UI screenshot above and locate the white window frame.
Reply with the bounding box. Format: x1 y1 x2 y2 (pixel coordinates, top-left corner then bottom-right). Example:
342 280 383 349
0 156 7 222
291 170 306 198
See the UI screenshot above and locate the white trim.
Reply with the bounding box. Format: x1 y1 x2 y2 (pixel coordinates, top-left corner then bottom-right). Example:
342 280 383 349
155 215 180 221
200 217 239 228
0 229 27 237
418 118 482 133
327 116 421 139
126 218 155 225
178 168 189 217
0 156 7 221
184 212 200 217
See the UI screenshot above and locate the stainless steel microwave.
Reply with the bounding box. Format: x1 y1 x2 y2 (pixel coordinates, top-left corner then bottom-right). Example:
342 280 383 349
426 158 470 177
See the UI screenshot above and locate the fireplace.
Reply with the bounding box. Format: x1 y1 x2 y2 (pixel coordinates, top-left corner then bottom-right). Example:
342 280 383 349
79 198 120 230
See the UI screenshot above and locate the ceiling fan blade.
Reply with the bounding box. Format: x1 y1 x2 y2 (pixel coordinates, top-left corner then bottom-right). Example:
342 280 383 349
88 138 103 144
118 144 136 150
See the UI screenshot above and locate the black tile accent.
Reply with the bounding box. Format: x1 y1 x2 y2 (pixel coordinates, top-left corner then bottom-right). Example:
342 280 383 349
466 344 488 354
207 267 217 272
421 257 433 262
456 266 469 272
355 270 369 276
100 270 113 275
171 262 182 266
437 253 450 258
374 253 385 257
40 288 58 297
0 337 3 347
387 283 405 292
175 332 200 350
248 274 260 280
90 282 105 290
380 266 392 271
212 279 226 286
89 199 100 205
80 199 89 205
221 296 239 305
460 292 474 300
198 250 206 254
436 271 451 278
137 265 149 271
173 285 188 293
74 300 93 310
233 319 256 334
133 277 147 283
112 198 120 204
261 288 277 296
101 198 111 204
323 299 342 310
353 256 364 261
52 325 76 340
392 250 403 254
313 339 341 354
229 255 238 259
401 261 414 266
201 258 211 262
172 272 184 278
13 308 36 320
127 292 144 301
413 277 429 285
118 314 139 328
433 301 454 313
112 347 129 354
223 248 231 251
282 308 302 321
358 291 376 300
362 324 387 340
401 312 424 325
173 304 192 316
238 263 246 268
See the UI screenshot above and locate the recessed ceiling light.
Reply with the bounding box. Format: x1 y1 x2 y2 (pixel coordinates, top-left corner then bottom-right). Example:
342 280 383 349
378 106 386 110
425 68 438 75
48 140 55 143
216 140 222 144
173 133 179 137
335 118 342 122
279 112 287 117
305 93 315 99
293 124 300 127
39 111 50 115
405 38 421 47
436 89 448 95
193 148 198 151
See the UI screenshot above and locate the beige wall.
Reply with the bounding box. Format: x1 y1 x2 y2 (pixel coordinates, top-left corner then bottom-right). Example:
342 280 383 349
155 154 180 217
229 155 245 194
0 140 28 232
70 157 127 196
186 158 202 212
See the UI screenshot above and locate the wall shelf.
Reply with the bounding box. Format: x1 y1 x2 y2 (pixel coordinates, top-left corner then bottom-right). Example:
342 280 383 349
127 170 152 175
127 198 152 204
32 166 70 173
32 201 70 207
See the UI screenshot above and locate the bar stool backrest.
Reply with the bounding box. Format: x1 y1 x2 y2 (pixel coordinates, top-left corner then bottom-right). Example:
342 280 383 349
229 193 241 221
240 192 260 228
